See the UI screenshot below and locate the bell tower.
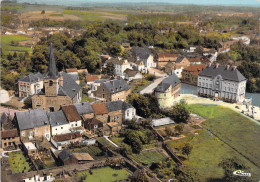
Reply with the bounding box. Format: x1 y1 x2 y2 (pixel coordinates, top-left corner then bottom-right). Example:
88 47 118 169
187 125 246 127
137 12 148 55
44 43 59 97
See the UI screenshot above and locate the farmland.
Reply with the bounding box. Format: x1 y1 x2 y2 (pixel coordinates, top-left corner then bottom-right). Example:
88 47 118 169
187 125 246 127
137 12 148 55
1 35 31 54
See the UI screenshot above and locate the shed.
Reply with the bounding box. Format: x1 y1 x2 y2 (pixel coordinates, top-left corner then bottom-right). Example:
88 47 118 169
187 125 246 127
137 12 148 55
151 117 175 127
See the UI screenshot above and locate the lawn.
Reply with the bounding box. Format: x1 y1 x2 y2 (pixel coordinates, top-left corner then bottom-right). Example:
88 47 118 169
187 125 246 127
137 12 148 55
71 145 105 160
97 137 118 150
1 35 31 54
130 150 167 166
8 152 30 173
77 167 131 182
81 95 95 102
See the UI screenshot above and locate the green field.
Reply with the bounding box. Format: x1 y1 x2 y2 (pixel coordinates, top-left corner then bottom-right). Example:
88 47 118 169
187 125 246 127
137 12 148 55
165 104 260 181
8 152 31 173
1 5 24 11
63 10 106 21
130 150 167 166
71 145 105 159
1 35 31 54
77 167 131 182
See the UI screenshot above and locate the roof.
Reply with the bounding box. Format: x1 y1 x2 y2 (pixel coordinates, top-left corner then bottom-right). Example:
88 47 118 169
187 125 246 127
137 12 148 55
62 105 81 122
18 72 43 83
58 149 77 162
198 64 247 82
92 102 108 115
189 58 202 63
124 69 139 77
132 47 152 60
73 153 94 161
106 100 124 112
107 58 129 65
1 129 19 138
67 73 79 82
183 64 206 76
24 142 37 150
16 109 49 130
151 117 175 127
158 53 178 60
175 56 185 63
66 68 77 73
154 74 180 92
85 75 99 82
53 132 81 142
58 72 81 99
103 78 131 94
48 110 68 127
44 43 59 79
74 102 94 115
87 118 102 125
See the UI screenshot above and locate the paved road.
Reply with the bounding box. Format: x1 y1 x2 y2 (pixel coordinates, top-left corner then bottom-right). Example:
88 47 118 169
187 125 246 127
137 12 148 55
140 77 165 94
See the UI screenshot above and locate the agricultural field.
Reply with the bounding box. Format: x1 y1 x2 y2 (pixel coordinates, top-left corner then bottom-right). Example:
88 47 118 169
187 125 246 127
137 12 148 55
165 104 260 181
77 167 131 182
8 152 31 173
71 145 105 160
1 5 24 11
1 35 31 54
130 150 167 166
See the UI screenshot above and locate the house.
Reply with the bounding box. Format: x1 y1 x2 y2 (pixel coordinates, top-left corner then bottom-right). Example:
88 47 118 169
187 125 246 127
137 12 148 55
157 53 178 68
18 72 44 98
124 69 143 81
202 48 218 62
62 105 82 129
51 132 82 150
183 46 196 53
188 58 202 65
105 58 132 78
154 74 181 109
1 129 20 149
23 142 38 156
84 118 103 135
48 110 70 136
65 68 80 85
175 56 190 69
91 102 109 123
74 102 94 121
94 78 131 102
58 149 78 166
182 64 206 85
15 109 51 141
32 44 82 112
132 47 156 72
85 75 100 85
22 172 54 182
164 62 183 78
151 117 175 127
198 64 247 103
122 102 136 121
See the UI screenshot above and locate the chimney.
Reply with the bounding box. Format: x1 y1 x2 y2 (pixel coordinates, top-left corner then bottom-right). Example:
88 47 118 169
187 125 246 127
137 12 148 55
59 75 63 87
226 65 230 70
215 63 219 68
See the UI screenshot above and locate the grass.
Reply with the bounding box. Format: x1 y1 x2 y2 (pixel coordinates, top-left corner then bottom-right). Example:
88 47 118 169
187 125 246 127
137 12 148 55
97 137 118 150
77 167 131 182
165 104 260 181
1 5 24 11
8 152 30 173
71 145 105 160
62 10 106 21
1 35 31 54
49 13 63 17
130 150 167 166
81 95 95 102
131 80 152 93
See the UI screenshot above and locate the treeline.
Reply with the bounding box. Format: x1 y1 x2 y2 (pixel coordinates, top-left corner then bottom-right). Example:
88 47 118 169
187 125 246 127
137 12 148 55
29 19 88 29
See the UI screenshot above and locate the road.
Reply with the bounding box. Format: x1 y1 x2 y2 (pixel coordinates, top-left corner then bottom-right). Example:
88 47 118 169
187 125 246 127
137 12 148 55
140 77 165 94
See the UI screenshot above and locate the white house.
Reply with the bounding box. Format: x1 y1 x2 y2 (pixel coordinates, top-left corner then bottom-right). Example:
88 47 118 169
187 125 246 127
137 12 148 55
183 46 196 53
23 173 54 182
123 102 136 121
124 69 143 81
198 64 247 103
104 58 132 78
49 110 71 136
62 105 82 129
132 47 156 72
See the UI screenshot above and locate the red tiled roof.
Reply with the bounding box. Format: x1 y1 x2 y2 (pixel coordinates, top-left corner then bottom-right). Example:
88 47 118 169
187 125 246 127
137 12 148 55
62 105 81 122
183 64 206 76
66 68 78 73
53 132 81 142
91 102 108 115
1 129 19 138
189 58 202 63
85 75 99 82
158 53 178 59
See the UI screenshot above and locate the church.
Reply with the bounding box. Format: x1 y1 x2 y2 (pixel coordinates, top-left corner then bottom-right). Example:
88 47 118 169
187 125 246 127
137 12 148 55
32 44 82 112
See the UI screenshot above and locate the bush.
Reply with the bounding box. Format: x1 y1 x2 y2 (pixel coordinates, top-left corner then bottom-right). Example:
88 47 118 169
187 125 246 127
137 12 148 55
23 97 32 109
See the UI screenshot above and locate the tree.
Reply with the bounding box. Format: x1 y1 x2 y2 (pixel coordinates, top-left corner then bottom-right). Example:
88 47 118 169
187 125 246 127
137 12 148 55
132 169 150 182
104 62 114 76
23 97 32 109
175 124 184 135
174 166 200 182
182 143 193 159
165 126 175 137
41 10 45 14
168 102 190 123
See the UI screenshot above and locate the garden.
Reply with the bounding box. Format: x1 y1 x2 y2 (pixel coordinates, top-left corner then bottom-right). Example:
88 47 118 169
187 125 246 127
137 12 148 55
8 152 31 173
70 144 106 160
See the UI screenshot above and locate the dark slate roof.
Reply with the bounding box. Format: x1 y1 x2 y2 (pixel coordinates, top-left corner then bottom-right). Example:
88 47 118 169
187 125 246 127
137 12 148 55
16 109 49 130
74 102 94 115
124 69 139 77
67 73 79 82
198 65 247 82
132 47 151 60
103 78 130 94
122 102 134 110
58 149 77 162
44 43 59 79
18 72 44 83
175 56 185 63
154 74 180 92
106 100 124 112
59 72 81 99
94 79 108 84
48 110 68 127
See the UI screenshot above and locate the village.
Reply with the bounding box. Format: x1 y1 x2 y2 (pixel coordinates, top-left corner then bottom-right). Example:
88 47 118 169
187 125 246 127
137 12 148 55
1 1 260 182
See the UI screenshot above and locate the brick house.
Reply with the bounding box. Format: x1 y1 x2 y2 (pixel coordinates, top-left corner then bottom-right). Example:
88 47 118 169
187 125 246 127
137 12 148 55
182 64 206 85
57 149 78 166
91 102 109 124
175 56 190 69
94 78 131 102
157 53 178 68
74 102 94 121
18 72 44 98
15 109 51 141
62 105 82 129
84 118 103 135
32 44 82 112
154 74 181 109
1 129 20 149
51 132 82 150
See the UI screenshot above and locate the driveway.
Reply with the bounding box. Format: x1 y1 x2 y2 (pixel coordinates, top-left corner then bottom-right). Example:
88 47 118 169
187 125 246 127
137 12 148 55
140 77 165 94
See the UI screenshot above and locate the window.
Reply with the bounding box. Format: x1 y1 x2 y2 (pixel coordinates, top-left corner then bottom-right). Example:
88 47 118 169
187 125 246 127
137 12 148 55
71 124 74 127
127 111 129 117
75 124 77 126
49 80 53 86
61 127 63 129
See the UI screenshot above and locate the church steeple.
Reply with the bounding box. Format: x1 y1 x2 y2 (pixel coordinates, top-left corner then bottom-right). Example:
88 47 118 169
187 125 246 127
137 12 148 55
45 43 58 79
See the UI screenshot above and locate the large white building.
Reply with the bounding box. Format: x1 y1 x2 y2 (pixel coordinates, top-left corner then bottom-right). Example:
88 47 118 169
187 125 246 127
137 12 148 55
197 64 247 103
104 58 132 78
